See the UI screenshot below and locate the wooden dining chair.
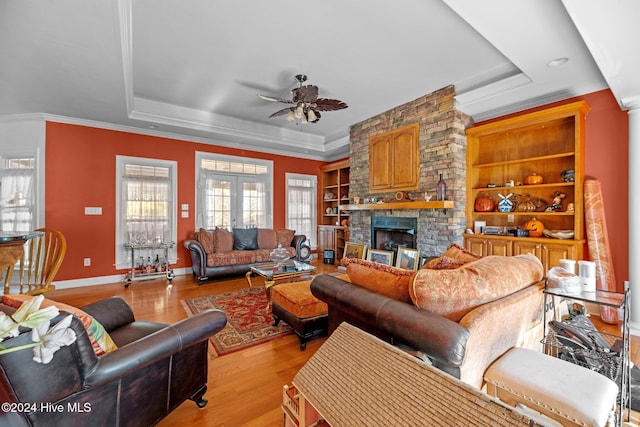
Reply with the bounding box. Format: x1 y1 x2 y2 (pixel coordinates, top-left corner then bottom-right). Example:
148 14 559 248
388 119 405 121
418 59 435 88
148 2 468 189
3 227 67 295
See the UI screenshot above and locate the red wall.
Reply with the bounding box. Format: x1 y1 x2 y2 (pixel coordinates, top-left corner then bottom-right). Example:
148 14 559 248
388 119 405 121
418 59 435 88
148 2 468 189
477 89 629 289
45 122 326 280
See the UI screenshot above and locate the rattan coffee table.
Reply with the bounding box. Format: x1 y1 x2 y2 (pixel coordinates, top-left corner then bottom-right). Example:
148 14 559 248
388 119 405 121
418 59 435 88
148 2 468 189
246 260 316 307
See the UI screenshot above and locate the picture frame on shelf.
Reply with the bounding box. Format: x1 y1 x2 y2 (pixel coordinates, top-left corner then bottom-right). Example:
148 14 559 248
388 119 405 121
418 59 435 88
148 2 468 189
395 246 420 271
343 242 368 260
366 249 394 266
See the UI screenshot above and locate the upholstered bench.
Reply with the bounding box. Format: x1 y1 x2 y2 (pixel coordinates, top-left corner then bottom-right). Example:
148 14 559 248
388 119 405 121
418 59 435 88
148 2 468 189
271 280 329 350
484 347 619 427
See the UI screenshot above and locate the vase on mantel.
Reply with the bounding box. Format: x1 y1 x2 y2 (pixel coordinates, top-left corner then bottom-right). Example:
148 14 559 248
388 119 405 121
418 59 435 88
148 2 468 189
436 173 446 201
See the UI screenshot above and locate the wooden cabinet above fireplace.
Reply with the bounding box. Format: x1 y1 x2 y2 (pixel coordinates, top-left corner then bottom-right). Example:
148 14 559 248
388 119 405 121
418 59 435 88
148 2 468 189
369 123 419 193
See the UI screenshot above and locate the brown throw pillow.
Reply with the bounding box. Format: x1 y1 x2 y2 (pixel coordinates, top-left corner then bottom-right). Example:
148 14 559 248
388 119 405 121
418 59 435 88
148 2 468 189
344 258 415 303
214 227 234 252
276 229 295 247
197 228 215 254
257 229 278 249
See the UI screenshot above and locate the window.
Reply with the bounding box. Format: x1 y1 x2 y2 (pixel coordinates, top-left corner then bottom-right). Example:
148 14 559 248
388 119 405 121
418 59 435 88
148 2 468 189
116 156 177 269
196 152 273 229
286 173 316 245
0 157 35 232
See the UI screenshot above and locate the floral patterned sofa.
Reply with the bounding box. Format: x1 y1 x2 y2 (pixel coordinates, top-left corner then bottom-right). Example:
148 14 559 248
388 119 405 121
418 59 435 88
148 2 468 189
310 245 545 389
184 228 306 284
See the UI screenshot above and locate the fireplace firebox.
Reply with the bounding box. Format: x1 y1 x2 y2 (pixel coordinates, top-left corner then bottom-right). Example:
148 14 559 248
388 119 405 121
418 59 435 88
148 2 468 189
371 217 417 253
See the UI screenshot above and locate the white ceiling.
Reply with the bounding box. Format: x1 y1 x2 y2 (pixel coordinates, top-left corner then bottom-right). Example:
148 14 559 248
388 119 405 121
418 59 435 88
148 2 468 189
0 0 637 161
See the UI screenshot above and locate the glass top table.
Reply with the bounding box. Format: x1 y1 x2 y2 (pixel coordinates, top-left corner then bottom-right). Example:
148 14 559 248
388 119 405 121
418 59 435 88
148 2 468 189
246 260 316 307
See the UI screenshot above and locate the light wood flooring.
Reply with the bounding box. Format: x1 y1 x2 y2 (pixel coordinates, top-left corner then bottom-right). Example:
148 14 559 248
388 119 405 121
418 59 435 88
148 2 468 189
45 260 640 426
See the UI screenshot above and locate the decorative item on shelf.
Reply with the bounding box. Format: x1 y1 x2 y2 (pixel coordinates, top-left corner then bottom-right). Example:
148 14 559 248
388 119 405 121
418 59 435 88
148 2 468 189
516 194 536 212
505 180 515 187
542 229 575 239
545 191 566 212
524 172 543 185
497 193 514 212
270 244 290 267
436 173 446 201
325 207 333 214
341 219 349 227
561 169 575 182
333 207 338 214
353 196 360 204
323 190 336 200
566 202 575 213
395 191 410 201
474 193 495 212
522 218 545 237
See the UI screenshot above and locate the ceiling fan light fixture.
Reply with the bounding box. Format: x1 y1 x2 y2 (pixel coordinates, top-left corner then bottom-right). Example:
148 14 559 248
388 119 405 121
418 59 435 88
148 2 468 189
307 109 317 122
295 104 304 119
287 110 295 121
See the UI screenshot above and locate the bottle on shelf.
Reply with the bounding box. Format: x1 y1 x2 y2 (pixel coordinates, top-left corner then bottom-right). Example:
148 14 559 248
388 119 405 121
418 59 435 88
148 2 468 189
436 173 446 201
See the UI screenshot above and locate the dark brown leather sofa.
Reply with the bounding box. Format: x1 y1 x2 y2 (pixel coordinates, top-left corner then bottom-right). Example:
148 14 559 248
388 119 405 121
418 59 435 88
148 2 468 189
0 296 227 427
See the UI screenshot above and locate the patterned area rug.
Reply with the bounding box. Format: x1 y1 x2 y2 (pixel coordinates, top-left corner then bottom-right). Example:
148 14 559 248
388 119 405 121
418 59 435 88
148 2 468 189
181 287 292 357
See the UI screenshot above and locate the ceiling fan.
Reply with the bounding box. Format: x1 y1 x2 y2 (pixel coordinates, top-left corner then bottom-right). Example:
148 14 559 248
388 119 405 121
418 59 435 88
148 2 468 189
258 74 348 123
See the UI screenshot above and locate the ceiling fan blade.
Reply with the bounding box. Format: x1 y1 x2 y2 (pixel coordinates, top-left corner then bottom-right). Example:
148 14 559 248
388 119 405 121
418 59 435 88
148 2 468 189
268 107 293 118
292 85 318 103
258 94 294 104
314 98 348 112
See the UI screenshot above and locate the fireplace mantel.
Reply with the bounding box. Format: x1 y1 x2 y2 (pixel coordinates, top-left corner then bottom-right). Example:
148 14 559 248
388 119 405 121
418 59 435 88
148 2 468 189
338 200 454 211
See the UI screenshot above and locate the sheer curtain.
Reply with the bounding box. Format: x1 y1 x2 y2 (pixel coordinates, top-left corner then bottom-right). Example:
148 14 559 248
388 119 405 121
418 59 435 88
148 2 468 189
0 167 35 232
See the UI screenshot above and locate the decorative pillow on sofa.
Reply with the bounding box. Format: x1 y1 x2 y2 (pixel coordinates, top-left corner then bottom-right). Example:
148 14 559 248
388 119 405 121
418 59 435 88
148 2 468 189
214 227 234 252
197 228 215 254
344 258 416 303
233 228 259 250
276 229 295 248
422 243 480 269
2 294 118 357
257 229 278 249
410 254 544 322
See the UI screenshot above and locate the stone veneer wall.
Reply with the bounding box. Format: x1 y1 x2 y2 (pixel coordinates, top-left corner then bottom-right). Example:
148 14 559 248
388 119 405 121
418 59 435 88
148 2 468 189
348 85 473 257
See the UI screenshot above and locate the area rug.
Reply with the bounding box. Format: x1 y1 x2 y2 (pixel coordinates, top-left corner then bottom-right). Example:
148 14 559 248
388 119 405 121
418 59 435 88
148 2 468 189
181 287 292 357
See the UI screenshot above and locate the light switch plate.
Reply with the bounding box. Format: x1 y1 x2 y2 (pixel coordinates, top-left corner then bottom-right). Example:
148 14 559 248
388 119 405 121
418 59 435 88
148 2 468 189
181 204 189 211
85 207 102 215
181 211 189 218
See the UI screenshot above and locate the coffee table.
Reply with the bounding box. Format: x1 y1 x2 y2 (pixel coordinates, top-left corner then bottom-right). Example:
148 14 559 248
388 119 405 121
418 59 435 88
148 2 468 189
246 260 316 307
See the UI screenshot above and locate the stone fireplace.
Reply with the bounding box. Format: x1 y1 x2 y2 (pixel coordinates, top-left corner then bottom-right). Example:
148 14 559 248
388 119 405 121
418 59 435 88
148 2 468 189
347 85 473 257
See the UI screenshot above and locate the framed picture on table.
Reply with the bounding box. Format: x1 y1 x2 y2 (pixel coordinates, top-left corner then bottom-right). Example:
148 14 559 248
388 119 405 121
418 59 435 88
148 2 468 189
343 242 368 260
395 246 420 271
366 249 394 266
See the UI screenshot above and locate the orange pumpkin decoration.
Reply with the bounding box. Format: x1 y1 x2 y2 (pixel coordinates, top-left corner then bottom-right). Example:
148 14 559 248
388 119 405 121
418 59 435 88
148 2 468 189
523 218 545 237
474 193 495 212
525 173 543 185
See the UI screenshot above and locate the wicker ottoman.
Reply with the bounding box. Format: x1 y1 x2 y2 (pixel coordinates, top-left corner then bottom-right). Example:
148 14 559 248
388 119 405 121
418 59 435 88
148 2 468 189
271 280 328 350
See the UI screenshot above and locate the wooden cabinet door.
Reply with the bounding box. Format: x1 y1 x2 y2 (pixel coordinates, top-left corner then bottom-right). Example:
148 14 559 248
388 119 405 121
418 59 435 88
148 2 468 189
391 128 418 189
369 135 391 191
465 236 487 257
369 123 419 192
486 239 512 257
541 242 575 271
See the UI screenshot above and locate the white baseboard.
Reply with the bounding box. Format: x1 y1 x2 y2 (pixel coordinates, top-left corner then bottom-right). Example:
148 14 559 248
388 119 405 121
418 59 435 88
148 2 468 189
53 267 193 290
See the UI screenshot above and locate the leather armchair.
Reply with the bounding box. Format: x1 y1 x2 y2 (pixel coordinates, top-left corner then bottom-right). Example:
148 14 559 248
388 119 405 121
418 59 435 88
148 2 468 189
0 297 227 427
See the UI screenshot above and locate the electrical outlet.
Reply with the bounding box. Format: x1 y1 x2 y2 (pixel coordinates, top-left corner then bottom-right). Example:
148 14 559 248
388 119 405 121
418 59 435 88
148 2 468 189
507 214 515 223
83 258 91 266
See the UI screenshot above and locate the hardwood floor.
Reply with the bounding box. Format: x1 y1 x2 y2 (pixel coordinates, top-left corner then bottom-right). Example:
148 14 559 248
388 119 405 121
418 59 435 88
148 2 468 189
45 260 640 426
46 259 339 427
